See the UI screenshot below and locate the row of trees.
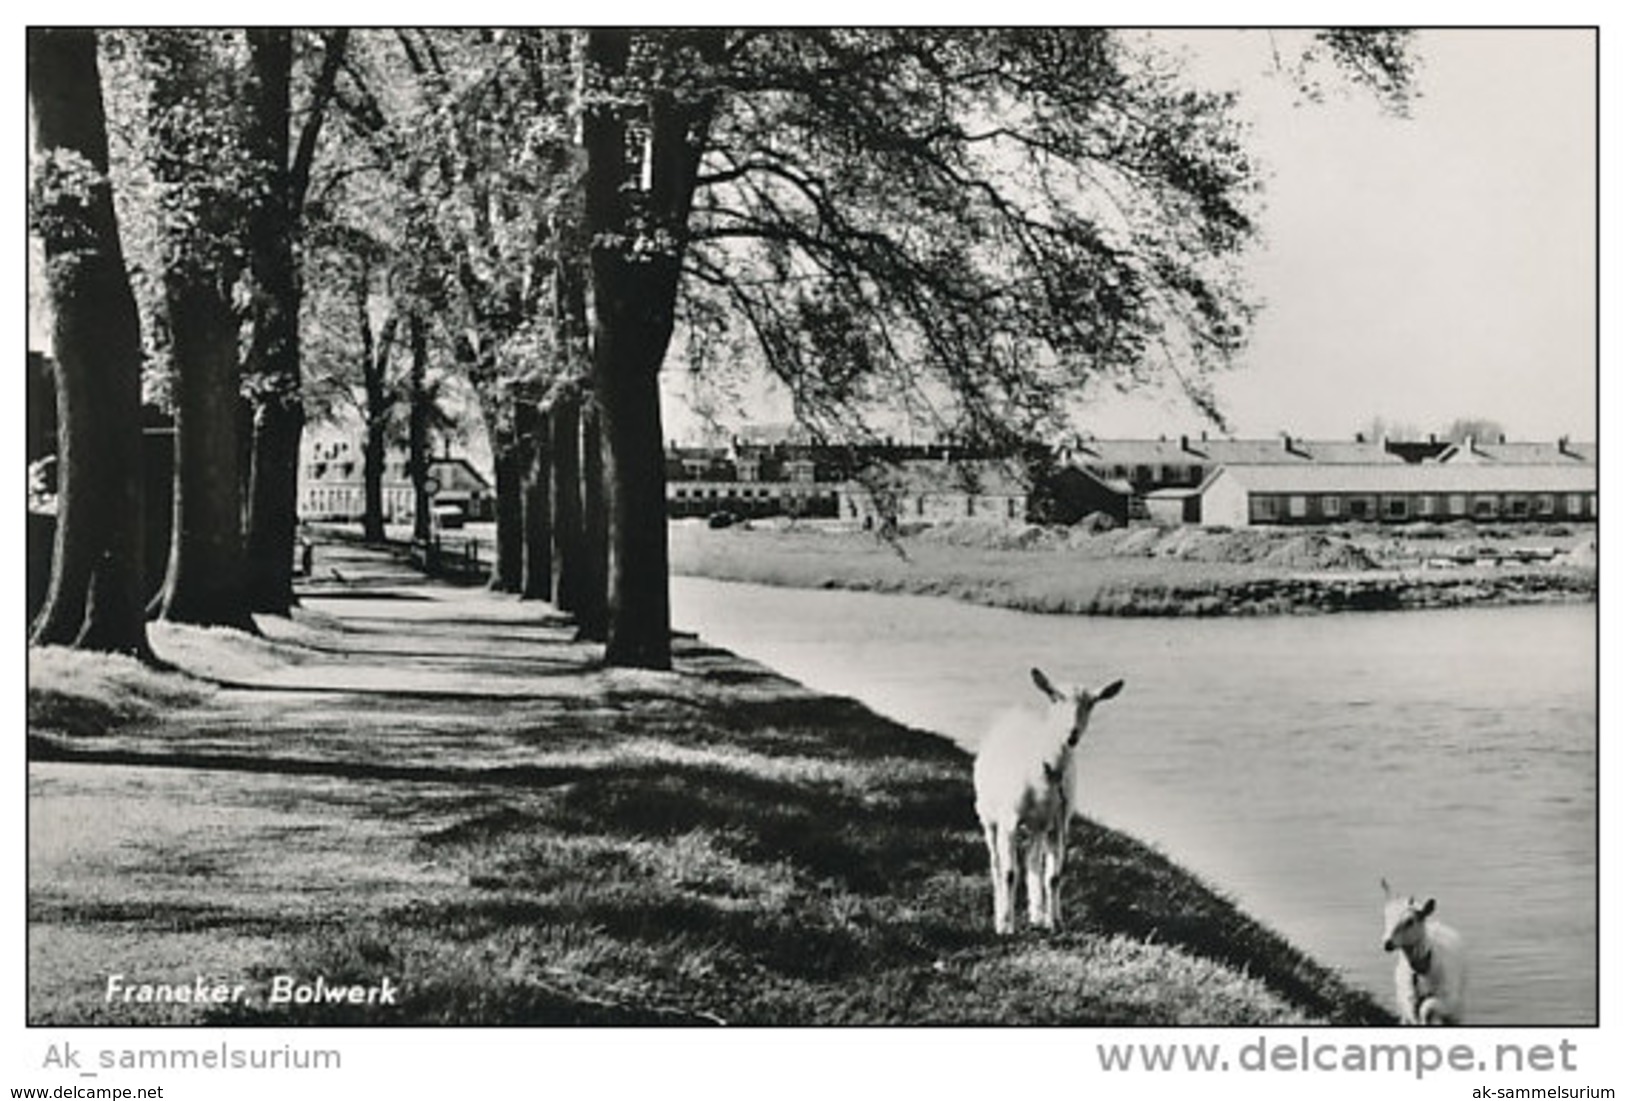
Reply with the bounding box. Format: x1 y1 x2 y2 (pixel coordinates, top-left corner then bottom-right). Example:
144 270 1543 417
28 27 1414 669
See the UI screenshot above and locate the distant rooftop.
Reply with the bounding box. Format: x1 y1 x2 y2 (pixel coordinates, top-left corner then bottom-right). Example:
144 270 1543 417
1217 462 1597 495
1442 439 1597 465
1064 436 1402 465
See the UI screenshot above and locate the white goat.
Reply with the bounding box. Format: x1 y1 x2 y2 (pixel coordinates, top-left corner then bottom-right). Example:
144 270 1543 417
1381 878 1468 1024
973 668 1124 935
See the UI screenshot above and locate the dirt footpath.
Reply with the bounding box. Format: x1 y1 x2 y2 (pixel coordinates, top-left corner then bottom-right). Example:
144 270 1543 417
28 541 728 1023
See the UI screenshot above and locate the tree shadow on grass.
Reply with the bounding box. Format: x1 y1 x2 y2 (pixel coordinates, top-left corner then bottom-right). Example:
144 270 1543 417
533 761 980 894
414 755 1386 1022
291 589 434 601
326 613 578 632
30 898 323 938
592 688 970 766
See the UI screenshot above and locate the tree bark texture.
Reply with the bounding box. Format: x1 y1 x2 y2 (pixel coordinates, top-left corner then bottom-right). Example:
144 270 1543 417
581 30 719 667
519 402 552 601
361 313 398 542
27 28 152 657
577 396 609 642
408 311 433 545
546 165 594 621
157 277 255 631
242 29 303 613
486 402 524 593
548 391 585 615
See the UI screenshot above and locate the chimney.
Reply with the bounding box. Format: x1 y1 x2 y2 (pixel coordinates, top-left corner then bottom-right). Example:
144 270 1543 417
1464 435 1475 454
1283 433 1294 453
1201 429 1208 442
1355 431 1365 444
1558 435 1570 455
1180 434 1190 452
1429 432 1437 445
1499 432 1507 444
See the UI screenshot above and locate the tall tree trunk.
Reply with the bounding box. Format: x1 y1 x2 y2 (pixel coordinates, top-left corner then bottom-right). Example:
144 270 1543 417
519 401 552 601
360 307 397 543
361 416 387 541
486 402 524 593
244 395 302 606
27 28 152 658
548 171 592 621
584 30 667 667
157 277 255 631
581 30 718 667
144 29 255 631
549 390 585 614
242 29 302 614
577 395 609 642
591 339 671 667
408 311 433 545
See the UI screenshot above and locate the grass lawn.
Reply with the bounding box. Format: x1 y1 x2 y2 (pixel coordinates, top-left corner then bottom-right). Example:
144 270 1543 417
27 543 1390 1026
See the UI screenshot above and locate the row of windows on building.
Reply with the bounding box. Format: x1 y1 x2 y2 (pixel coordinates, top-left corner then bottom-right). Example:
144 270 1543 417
302 486 416 519
1250 491 1598 524
305 460 413 482
669 482 839 518
671 458 821 483
892 495 1023 520
1089 463 1203 485
670 484 837 501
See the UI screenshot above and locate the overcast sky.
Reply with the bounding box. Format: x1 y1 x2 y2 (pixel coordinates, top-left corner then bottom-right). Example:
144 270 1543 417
1129 27 1597 443
665 27 1599 445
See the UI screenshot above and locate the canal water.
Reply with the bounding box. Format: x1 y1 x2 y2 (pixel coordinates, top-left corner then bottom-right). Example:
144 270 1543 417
670 578 1597 1025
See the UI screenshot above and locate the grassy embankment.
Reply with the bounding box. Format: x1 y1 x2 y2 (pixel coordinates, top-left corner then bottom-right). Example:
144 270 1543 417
669 518 1597 616
27 556 1389 1026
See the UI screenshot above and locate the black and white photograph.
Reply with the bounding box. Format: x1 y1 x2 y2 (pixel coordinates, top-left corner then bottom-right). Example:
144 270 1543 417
16 18 1611 1097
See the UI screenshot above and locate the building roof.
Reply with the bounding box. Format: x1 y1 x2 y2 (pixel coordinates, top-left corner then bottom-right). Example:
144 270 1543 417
1211 462 1597 495
1066 437 1403 466
1205 439 1402 464
1385 440 1454 464
1438 440 1597 465
1064 438 1202 465
428 456 491 492
1145 469 1225 498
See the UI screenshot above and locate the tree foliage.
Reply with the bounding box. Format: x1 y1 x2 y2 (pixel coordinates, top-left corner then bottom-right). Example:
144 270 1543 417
655 31 1253 449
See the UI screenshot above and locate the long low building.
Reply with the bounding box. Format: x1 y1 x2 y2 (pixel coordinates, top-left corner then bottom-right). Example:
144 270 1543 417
838 459 1029 527
300 452 493 523
669 479 839 519
1198 463 1598 528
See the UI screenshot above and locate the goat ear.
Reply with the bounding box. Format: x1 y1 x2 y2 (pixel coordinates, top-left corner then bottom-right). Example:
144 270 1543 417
1419 898 1437 918
1380 877 1393 897
1031 668 1061 701
1096 678 1124 702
